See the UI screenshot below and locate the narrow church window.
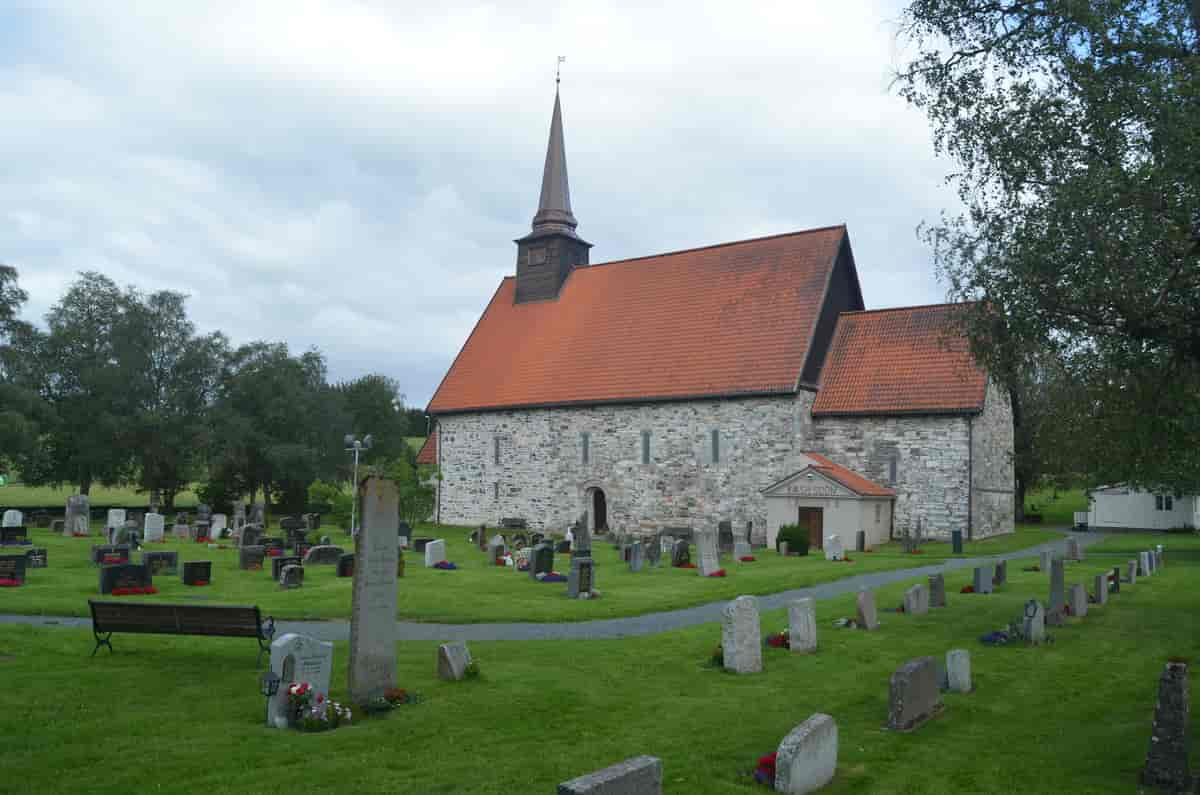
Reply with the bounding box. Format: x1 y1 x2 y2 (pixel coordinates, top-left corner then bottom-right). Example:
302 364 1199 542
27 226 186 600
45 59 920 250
875 503 881 523
641 430 651 464
889 457 898 484
493 482 499 501
494 437 501 465
711 429 720 464
581 432 590 465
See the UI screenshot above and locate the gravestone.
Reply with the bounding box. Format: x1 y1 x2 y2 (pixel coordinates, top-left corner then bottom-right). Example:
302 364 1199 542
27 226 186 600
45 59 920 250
172 523 191 541
904 583 929 615
348 477 400 704
644 538 662 567
65 495 90 537
573 521 592 557
233 503 246 531
671 539 690 568
1068 583 1088 618
141 551 178 576
717 520 734 554
304 513 321 532
993 560 1007 586
627 541 643 573
33 511 50 528
293 541 313 560
487 535 507 565
1127 559 1138 585
1093 573 1109 605
928 574 946 608
261 537 285 556
945 649 972 693
2 509 22 527
25 548 47 568
0 526 28 545
721 595 762 674
557 756 662 795
530 541 555 578
423 539 447 568
239 546 266 571
279 516 305 533
1023 600 1046 644
209 514 228 539
181 560 211 585
397 522 412 547
1140 661 1191 794
774 714 837 795
250 501 266 526
268 633 333 729
0 555 28 584
788 597 817 654
91 544 131 566
779 541 789 557
973 566 993 594
659 534 674 562
823 535 845 562
696 529 720 576
1111 565 1121 594
567 555 594 598
887 657 942 731
733 540 752 560
1039 550 1053 571
1066 536 1082 561
856 589 879 630
1047 559 1066 626
272 556 302 581
241 525 263 548
337 553 355 578
437 642 473 681
855 529 866 553
412 537 433 554
279 564 304 589
303 545 344 565
1155 547 1164 570
1139 551 1152 577
98 563 148 594
555 538 571 554
951 529 963 554
143 513 165 543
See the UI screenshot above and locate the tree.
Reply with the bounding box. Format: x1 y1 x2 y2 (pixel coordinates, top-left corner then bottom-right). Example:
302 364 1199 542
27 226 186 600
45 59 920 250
0 265 50 467
896 0 1200 494
383 449 435 528
334 374 413 463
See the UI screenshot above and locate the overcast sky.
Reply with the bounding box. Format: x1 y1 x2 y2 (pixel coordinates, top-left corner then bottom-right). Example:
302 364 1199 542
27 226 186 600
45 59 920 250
1 1 956 410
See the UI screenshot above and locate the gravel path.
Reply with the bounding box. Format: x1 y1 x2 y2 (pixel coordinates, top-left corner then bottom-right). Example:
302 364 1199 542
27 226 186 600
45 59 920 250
1 531 1111 643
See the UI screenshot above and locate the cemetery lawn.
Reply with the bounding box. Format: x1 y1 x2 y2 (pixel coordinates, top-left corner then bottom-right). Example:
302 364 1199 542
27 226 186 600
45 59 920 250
1023 485 1088 525
6 522 1061 624
0 541 1194 793
0 483 199 508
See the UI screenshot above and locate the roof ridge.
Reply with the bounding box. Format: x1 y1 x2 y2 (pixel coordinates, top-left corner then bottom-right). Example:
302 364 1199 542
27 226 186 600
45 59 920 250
583 224 847 270
839 300 977 316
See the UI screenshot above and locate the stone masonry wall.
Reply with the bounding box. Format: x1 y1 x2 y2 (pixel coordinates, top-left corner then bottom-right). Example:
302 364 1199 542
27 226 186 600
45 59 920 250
810 414 971 540
970 379 1015 538
436 393 817 544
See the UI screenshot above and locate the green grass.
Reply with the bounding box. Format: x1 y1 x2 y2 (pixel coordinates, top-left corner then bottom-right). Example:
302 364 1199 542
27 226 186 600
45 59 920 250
1087 530 1200 557
1 522 1062 623
1023 486 1088 526
0 483 199 508
0 543 1195 793
405 436 425 451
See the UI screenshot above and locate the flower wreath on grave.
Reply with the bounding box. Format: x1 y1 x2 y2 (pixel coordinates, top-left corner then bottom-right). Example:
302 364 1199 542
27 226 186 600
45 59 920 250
765 629 789 649
707 568 727 578
960 585 975 594
677 562 697 569
433 560 457 570
752 752 777 788
266 549 282 557
738 555 756 562
111 586 158 596
535 571 567 583
0 578 21 587
495 556 507 567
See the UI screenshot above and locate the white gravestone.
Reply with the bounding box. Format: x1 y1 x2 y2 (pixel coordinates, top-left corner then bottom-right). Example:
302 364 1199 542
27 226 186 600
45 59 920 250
2 509 23 527
1139 551 1152 578
65 495 90 536
720 595 762 674
823 535 844 561
788 597 817 654
106 509 126 531
774 713 838 795
946 649 972 693
424 539 446 567
348 477 399 705
268 632 334 729
697 529 720 576
143 512 165 543
210 514 228 538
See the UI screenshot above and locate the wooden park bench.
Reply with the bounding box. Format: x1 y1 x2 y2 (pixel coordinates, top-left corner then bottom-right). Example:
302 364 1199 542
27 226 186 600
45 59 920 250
88 601 276 667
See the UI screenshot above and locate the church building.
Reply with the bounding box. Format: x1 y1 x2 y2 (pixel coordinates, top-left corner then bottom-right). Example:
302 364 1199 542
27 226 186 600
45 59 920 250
418 89 1014 549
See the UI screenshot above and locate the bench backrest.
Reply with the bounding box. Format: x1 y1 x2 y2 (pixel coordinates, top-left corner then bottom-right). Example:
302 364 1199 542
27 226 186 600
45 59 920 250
89 601 265 638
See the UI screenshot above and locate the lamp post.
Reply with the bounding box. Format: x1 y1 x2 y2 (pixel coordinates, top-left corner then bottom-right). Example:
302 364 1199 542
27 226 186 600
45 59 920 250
344 434 373 535
259 669 281 728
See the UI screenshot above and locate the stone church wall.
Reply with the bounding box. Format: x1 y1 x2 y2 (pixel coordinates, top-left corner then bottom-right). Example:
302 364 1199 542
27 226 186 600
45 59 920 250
970 379 1015 538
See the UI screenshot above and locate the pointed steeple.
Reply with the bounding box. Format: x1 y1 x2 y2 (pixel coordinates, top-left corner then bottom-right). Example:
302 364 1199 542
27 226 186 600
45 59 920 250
531 89 578 235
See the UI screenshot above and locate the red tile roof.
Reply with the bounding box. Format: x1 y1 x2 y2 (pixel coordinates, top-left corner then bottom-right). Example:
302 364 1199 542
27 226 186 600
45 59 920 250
811 303 987 416
415 430 437 465
428 226 848 414
804 452 895 497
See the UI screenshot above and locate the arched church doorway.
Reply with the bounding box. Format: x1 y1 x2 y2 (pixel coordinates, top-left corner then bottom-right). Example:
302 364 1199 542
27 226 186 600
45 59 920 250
593 488 608 532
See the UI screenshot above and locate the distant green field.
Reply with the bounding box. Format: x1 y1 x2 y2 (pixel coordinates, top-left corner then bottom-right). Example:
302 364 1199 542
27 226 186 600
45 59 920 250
1023 486 1088 526
0 483 199 509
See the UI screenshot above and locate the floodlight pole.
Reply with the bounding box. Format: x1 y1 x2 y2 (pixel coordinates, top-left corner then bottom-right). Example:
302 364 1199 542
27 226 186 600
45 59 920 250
345 434 372 536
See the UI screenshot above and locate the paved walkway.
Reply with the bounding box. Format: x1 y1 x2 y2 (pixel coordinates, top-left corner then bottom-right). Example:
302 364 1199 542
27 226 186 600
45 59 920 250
1 531 1110 643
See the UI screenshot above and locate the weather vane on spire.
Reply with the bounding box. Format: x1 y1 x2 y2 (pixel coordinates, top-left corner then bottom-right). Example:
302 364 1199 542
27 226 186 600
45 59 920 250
556 55 565 86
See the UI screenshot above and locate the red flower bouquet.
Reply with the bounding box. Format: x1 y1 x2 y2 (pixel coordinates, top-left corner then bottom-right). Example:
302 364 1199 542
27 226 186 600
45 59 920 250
0 578 22 587
677 562 697 569
111 586 158 596
753 752 777 786
765 630 789 648
960 585 975 594
433 560 457 570
738 555 756 562
707 568 727 578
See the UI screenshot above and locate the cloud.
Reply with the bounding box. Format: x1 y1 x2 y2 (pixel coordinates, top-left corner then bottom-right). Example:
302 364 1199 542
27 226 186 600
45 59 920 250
0 0 956 410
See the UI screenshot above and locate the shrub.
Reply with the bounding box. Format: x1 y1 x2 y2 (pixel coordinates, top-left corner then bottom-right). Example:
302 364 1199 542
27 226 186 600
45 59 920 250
775 523 810 556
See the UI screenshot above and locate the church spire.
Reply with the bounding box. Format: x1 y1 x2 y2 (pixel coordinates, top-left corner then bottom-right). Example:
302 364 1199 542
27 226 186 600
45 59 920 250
531 88 578 235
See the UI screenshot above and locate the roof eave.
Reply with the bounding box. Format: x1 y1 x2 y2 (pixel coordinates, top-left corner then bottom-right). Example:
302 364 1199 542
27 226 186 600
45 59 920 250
429 386 800 417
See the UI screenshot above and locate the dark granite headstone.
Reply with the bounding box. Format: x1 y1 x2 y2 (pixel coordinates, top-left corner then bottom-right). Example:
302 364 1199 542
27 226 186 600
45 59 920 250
98 563 150 594
337 553 355 578
555 539 571 554
717 521 734 554
412 537 433 554
645 539 662 567
279 516 306 532
272 555 302 581
142 551 178 576
1141 661 1191 793
671 539 690 567
90 544 132 566
951 529 963 554
25 548 47 568
530 542 554 579
567 556 593 598
302 545 344 565
260 537 285 556
239 546 266 570
887 656 942 730
928 574 946 608
279 564 304 589
0 554 27 584
1111 565 1121 594
181 560 211 585
558 755 662 795
1047 558 1066 626
993 560 1007 586
0 526 28 545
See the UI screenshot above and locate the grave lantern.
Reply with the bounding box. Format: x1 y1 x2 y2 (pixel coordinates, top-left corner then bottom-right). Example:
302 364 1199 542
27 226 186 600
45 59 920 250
259 670 281 727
